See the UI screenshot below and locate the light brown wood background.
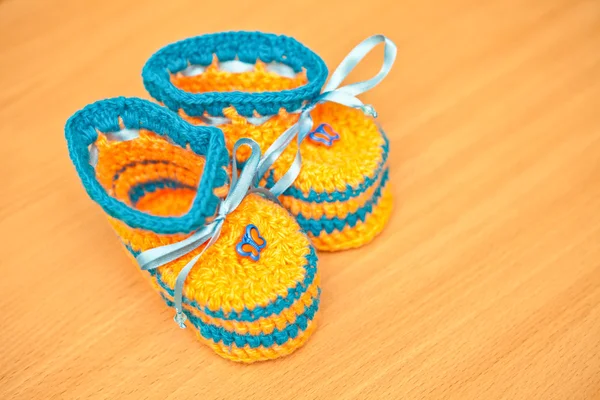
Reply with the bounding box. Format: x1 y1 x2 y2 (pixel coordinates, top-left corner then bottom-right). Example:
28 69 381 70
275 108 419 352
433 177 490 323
1 0 599 398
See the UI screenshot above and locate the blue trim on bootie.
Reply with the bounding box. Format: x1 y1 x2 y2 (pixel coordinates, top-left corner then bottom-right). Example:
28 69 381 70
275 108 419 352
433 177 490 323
142 31 328 118
160 288 320 348
296 168 390 236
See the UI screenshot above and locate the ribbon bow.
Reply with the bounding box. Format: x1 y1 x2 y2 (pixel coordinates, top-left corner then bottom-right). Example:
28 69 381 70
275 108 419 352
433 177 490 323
136 138 274 328
257 34 397 196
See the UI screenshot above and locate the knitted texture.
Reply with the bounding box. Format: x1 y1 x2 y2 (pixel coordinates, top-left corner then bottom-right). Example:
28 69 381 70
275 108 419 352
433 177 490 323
65 97 320 363
142 32 392 250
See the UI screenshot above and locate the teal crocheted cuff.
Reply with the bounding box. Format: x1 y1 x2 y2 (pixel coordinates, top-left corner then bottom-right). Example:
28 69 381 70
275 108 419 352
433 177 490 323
142 31 328 118
64 97 229 234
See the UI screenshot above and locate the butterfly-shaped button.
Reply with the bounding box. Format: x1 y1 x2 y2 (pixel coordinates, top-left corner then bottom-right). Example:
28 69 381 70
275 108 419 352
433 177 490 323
308 123 340 146
236 224 266 261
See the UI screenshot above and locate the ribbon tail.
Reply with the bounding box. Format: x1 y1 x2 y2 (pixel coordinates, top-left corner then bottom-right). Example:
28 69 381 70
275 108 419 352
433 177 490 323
136 222 219 271
248 187 281 204
259 113 314 196
172 220 224 328
269 150 302 197
172 252 200 328
257 121 301 180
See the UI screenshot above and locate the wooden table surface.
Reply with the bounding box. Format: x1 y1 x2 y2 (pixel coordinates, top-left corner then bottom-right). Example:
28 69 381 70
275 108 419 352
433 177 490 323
1 0 599 398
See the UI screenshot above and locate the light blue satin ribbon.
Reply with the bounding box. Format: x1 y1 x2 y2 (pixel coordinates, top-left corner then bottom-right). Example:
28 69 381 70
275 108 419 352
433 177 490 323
257 34 397 196
136 138 275 328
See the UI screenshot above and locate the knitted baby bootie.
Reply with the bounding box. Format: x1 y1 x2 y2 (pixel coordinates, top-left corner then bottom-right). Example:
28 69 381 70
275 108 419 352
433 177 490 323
65 97 320 363
142 31 396 252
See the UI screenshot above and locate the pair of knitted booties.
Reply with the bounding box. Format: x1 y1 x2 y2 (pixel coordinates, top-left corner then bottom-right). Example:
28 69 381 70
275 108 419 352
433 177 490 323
65 32 396 363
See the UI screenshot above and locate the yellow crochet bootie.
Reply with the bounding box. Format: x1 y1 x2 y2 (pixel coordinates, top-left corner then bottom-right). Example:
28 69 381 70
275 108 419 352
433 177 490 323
65 97 320 363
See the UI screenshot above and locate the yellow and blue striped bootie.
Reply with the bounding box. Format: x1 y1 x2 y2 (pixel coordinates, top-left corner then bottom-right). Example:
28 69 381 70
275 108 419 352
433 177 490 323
142 32 396 252
65 97 320 363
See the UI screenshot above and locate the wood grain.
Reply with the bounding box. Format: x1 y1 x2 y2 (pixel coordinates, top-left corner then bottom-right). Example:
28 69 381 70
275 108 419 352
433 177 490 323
1 0 599 398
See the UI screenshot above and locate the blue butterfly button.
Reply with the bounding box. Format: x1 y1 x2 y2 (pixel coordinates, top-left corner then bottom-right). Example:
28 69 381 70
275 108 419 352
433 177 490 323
236 224 266 261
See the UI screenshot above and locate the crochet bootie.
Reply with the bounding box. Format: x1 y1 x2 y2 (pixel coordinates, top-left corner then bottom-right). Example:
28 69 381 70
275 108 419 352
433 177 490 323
65 97 320 363
142 31 396 251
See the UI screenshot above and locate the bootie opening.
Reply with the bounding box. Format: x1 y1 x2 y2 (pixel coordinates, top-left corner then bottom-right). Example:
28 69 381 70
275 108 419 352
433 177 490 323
65 97 229 234
142 31 328 117
172 59 308 96
92 129 225 218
